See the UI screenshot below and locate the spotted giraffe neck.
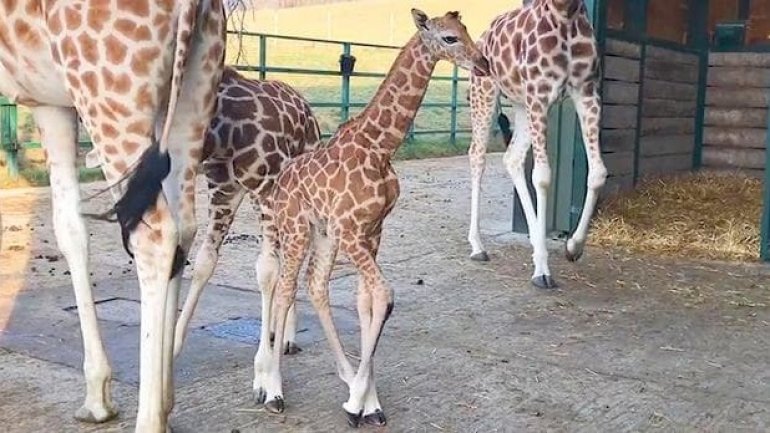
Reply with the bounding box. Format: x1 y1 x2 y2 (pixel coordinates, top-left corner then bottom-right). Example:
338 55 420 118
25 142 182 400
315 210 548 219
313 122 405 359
359 33 437 157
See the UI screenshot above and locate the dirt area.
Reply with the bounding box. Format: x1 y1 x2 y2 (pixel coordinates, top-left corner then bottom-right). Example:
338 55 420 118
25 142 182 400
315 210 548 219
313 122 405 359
1 153 770 433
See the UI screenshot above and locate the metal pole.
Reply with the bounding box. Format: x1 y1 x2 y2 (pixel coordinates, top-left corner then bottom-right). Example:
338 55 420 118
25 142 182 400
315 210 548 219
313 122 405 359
760 84 770 261
449 65 459 146
341 42 351 122
259 34 267 80
0 97 19 179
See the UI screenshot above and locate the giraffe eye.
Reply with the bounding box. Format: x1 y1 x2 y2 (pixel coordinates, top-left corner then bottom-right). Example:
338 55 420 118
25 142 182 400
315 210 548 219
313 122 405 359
442 36 458 44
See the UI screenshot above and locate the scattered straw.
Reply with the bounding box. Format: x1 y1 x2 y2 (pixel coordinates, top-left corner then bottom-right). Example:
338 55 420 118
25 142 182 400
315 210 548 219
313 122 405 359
589 170 762 262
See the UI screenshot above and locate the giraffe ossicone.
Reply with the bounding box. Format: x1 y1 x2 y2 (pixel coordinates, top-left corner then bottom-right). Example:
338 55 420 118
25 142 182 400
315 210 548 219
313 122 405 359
249 8 489 427
466 0 607 288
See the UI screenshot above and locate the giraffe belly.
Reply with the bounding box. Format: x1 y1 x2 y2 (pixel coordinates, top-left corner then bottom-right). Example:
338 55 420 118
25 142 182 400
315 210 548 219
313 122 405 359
0 57 71 107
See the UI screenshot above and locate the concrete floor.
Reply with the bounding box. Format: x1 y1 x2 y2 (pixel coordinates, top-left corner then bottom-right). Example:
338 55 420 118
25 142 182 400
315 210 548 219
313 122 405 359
2 154 770 433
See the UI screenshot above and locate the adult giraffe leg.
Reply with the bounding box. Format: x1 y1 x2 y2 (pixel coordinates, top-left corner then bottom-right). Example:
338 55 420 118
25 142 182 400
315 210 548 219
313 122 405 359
565 84 607 261
174 172 246 358
33 106 117 423
502 105 555 288
467 74 499 262
526 101 555 288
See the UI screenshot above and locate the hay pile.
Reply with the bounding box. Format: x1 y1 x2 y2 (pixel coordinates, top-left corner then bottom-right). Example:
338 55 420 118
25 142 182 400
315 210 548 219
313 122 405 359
589 170 763 262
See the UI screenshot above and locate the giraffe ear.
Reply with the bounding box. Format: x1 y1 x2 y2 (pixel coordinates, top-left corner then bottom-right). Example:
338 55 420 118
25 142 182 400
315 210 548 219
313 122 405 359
411 8 429 31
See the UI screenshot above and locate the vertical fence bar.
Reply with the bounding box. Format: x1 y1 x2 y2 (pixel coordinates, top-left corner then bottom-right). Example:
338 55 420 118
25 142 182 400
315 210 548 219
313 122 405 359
0 96 19 178
690 0 709 170
632 43 646 185
259 34 267 80
340 42 351 122
449 65 459 146
760 81 770 261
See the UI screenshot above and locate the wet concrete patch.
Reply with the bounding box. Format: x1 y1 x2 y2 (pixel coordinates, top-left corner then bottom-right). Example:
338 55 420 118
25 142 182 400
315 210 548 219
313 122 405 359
64 297 141 325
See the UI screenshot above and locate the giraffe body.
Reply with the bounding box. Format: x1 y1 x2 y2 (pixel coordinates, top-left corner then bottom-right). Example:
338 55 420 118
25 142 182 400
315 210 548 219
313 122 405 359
0 1 226 432
467 0 607 288
171 66 323 356
250 9 490 426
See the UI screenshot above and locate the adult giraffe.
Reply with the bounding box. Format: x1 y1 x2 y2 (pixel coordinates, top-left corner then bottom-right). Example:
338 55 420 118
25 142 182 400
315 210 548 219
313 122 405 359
0 1 226 432
466 0 607 288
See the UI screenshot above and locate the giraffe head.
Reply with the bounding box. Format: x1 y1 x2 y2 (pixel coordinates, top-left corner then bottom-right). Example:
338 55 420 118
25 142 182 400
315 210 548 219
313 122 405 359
411 9 490 76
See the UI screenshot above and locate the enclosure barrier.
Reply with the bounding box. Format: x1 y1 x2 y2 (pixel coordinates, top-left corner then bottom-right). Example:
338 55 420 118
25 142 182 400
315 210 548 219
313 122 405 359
1 31 508 177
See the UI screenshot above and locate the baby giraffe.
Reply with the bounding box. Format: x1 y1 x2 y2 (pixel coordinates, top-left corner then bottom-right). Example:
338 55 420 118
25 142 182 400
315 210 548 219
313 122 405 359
252 9 490 427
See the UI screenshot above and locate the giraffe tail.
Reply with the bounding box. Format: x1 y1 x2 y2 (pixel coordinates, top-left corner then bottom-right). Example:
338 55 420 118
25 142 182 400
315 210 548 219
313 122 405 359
87 0 215 279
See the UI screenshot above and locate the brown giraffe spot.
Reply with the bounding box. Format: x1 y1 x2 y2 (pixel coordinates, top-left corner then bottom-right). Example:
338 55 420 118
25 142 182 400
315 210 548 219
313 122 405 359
77 33 98 64
127 120 149 135
14 20 43 48
577 16 593 36
135 84 154 111
64 6 81 31
101 123 119 139
583 82 596 96
553 53 569 71
87 2 110 32
537 17 552 33
65 72 80 88
60 36 77 60
538 82 552 94
103 144 118 155
524 14 535 33
1 0 17 12
106 98 131 117
105 35 128 64
81 71 98 96
378 110 392 129
392 72 408 89
572 62 589 78
125 0 149 16
540 35 558 53
571 42 594 58
131 47 160 76
124 140 141 155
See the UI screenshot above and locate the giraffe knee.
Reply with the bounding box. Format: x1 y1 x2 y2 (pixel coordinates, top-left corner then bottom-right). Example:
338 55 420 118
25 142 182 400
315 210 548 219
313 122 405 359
588 164 608 190
532 163 552 189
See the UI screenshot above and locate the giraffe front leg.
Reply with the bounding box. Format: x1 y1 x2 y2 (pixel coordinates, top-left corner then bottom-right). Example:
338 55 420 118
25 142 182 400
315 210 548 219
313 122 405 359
565 84 607 262
33 106 118 423
467 74 499 262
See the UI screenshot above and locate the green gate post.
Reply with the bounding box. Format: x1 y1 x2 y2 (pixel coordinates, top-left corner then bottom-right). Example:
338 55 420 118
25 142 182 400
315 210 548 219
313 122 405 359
259 34 267 81
449 65 459 146
0 96 19 179
760 85 770 261
340 42 352 122
690 0 710 170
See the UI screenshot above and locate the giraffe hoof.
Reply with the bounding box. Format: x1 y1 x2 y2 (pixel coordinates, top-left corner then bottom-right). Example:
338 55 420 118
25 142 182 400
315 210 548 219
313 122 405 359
531 275 557 289
284 342 302 355
264 396 285 414
470 251 490 262
565 240 583 262
253 388 267 405
74 403 119 424
344 409 364 428
363 409 387 426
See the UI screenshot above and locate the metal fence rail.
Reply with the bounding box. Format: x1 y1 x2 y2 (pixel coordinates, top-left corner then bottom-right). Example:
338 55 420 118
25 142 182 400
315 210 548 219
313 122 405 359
1 31 502 177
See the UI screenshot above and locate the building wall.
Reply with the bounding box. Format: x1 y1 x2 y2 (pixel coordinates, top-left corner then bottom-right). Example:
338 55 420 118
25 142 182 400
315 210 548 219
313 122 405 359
600 38 698 196
703 53 770 175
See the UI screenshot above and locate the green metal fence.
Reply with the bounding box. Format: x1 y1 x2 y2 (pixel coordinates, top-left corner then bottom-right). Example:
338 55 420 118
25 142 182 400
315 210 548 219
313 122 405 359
1 31 496 178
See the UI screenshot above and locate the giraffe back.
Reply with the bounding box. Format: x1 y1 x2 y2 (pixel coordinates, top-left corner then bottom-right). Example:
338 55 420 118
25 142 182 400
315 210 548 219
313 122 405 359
203 67 323 198
478 1 598 105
